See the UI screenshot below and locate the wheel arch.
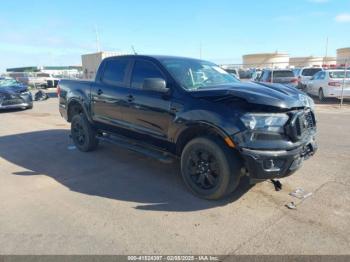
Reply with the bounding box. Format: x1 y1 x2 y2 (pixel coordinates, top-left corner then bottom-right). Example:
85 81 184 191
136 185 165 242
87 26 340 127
67 98 90 122
175 122 235 156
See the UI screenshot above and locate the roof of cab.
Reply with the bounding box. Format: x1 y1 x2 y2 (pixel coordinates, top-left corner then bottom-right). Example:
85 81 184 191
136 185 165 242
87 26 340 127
103 54 207 62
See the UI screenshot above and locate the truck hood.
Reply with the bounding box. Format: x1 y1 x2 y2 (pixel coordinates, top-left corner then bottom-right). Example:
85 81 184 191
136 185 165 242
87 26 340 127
190 82 313 109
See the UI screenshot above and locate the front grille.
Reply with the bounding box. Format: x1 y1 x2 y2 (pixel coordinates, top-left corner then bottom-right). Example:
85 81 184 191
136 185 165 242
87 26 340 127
286 109 316 141
2 98 23 106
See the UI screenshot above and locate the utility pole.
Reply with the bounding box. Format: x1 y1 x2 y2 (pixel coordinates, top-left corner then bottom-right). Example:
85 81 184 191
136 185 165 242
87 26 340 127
94 24 101 52
340 59 347 108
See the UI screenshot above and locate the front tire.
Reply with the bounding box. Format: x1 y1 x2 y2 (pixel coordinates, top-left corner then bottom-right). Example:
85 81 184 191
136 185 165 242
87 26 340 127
180 137 242 200
318 88 325 102
71 114 99 152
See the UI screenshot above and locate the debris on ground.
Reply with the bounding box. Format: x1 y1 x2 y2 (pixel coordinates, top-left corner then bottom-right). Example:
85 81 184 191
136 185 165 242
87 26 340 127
67 145 76 150
34 90 49 101
285 202 297 210
270 179 282 191
289 188 312 199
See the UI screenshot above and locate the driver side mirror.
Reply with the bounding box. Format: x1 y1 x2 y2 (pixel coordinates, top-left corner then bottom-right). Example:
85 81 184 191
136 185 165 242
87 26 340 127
142 78 168 93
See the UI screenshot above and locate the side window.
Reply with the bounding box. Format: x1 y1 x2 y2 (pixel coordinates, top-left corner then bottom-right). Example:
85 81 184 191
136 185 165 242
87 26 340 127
131 60 164 89
102 59 129 86
319 72 326 80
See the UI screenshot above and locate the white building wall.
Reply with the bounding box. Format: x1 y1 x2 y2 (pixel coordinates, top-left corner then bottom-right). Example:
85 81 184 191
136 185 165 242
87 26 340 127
289 56 336 68
242 52 289 69
337 48 350 66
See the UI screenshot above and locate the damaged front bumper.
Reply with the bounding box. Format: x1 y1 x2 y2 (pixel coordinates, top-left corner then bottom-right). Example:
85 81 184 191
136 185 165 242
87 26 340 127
240 136 317 181
0 92 33 110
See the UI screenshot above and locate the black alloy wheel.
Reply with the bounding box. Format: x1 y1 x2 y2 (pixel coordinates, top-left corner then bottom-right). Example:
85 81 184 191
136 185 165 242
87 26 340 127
181 137 242 200
71 114 99 152
187 149 220 190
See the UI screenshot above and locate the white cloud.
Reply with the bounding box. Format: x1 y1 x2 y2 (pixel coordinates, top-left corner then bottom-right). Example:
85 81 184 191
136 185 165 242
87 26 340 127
335 13 350 23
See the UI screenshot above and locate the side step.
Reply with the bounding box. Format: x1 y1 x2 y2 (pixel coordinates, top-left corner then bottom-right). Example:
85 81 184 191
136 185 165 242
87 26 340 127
97 133 175 164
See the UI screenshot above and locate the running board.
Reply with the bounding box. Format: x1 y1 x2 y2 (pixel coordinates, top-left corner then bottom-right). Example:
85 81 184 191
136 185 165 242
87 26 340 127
97 133 175 164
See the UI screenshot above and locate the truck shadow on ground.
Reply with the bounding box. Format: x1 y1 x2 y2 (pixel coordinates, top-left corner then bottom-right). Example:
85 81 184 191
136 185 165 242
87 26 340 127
0 129 254 212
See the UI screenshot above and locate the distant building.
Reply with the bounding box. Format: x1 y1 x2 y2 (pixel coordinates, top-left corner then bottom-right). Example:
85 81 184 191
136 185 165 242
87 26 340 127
336 47 350 66
6 66 82 78
242 52 289 69
82 51 128 80
289 56 336 68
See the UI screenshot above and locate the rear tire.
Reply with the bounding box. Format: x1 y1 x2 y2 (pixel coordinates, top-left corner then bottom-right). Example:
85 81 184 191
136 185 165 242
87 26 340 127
318 88 325 102
180 137 242 200
71 114 99 152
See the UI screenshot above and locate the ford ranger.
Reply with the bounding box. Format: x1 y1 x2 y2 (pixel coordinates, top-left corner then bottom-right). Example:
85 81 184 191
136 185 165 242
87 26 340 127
58 55 317 200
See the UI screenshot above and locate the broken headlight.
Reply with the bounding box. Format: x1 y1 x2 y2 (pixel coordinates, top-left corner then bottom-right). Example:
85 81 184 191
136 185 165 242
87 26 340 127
240 113 289 133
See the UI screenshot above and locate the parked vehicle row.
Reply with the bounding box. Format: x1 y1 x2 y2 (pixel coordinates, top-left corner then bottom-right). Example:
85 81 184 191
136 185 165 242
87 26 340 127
248 66 349 102
58 55 317 200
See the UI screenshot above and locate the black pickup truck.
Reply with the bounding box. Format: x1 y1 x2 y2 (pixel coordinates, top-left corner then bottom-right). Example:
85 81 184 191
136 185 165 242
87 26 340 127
58 55 317 200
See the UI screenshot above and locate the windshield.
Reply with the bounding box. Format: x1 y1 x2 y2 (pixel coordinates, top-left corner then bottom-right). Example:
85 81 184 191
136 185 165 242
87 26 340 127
0 79 23 88
159 58 240 90
329 71 350 79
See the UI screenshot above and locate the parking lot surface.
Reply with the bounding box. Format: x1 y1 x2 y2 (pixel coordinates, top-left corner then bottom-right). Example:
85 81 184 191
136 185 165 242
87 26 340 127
1 92 350 254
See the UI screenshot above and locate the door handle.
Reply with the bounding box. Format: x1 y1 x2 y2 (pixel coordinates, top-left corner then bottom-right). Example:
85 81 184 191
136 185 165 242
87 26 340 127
97 89 103 95
127 94 134 102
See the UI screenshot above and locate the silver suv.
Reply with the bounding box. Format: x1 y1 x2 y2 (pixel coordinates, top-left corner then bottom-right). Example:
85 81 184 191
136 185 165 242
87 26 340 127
293 67 323 90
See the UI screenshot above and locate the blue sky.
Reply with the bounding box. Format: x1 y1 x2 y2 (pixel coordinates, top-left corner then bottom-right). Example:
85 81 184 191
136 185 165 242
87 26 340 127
0 0 349 72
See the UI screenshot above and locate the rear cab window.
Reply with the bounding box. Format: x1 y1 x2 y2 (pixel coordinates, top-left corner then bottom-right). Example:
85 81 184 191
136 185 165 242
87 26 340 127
101 59 130 86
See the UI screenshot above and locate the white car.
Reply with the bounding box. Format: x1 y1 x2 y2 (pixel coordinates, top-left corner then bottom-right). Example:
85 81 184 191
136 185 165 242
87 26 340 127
306 70 350 101
293 67 323 89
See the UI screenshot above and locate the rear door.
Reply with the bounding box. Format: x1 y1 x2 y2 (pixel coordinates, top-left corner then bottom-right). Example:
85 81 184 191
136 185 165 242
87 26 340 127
123 58 173 140
91 58 132 126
